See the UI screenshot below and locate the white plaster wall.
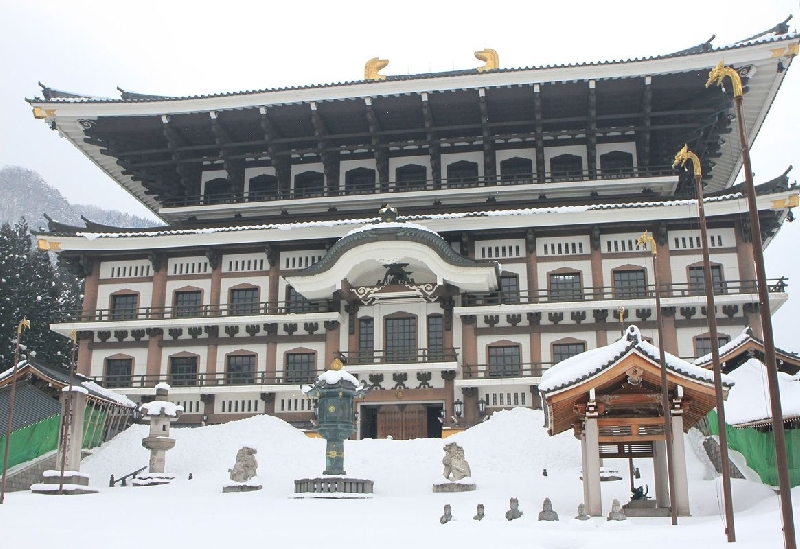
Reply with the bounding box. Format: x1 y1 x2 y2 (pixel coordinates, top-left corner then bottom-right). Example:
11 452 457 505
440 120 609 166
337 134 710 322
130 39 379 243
537 235 591 257
475 238 525 260
543 144 585 173
223 253 270 273
669 252 740 286
200 169 227 195
539 330 597 363
100 259 152 280
91 348 149 379
480 385 534 408
165 278 212 307
440 151 484 181
596 142 637 165
537 259 594 291
167 256 210 277
277 392 317 413
669 228 737 251
291 162 324 192
216 393 263 414
280 250 326 271
601 231 651 254
389 155 431 183
97 282 154 310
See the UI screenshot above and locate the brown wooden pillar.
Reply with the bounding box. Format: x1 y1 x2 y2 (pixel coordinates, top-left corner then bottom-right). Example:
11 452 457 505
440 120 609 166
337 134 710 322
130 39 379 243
735 219 762 336
461 386 479 427
655 231 678 355
145 329 164 382
266 329 278 384
590 227 604 299
345 302 360 355
441 370 456 423
595 329 608 349
208 250 222 314
525 230 538 299
460 315 477 377
77 260 100 375
150 254 167 318
206 342 218 380
324 320 341 367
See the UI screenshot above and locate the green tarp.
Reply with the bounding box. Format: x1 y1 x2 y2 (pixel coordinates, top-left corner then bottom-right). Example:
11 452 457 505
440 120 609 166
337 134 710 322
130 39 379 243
707 409 800 487
0 406 110 470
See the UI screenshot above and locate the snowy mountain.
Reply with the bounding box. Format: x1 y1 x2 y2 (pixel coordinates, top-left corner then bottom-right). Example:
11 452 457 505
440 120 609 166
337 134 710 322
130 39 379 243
0 166 158 230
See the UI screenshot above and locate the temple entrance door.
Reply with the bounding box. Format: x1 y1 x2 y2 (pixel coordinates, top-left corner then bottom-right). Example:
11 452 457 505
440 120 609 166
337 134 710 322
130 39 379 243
376 404 428 440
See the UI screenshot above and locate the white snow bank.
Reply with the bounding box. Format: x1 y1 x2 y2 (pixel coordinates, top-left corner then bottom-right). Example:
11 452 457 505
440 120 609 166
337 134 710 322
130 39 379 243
723 358 800 426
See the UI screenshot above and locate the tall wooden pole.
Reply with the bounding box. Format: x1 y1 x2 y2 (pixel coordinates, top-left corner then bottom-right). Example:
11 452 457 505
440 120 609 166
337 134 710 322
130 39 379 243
637 232 677 525
0 317 31 504
673 146 736 541
707 62 796 549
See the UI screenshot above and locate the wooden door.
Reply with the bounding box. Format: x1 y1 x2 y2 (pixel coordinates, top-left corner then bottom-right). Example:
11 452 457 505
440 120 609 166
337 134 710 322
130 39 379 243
377 404 428 440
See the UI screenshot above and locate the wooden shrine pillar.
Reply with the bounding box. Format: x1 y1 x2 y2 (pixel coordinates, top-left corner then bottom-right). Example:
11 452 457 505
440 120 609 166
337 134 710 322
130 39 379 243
653 439 670 509
671 395 691 516
584 397 602 516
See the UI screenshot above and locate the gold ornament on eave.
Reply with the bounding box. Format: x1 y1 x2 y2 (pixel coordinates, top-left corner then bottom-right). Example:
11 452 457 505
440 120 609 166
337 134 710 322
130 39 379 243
475 49 499 72
330 357 344 371
365 57 389 81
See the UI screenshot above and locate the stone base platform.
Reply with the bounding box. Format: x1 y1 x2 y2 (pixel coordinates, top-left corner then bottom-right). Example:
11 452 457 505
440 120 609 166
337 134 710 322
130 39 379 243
223 484 263 493
433 482 477 493
133 474 175 487
622 499 671 517
294 477 374 498
31 470 97 495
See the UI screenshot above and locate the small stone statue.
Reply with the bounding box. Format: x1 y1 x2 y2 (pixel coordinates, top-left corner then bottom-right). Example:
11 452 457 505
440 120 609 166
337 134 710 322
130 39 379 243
607 498 627 521
631 484 649 500
440 504 453 524
228 446 258 483
505 497 523 521
442 442 472 482
575 502 591 521
538 497 559 521
473 503 485 521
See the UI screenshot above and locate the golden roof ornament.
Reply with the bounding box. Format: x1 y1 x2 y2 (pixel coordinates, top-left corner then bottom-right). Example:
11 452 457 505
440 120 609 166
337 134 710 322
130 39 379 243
330 357 344 371
379 203 398 222
672 144 702 178
364 57 389 81
706 60 743 98
475 49 499 72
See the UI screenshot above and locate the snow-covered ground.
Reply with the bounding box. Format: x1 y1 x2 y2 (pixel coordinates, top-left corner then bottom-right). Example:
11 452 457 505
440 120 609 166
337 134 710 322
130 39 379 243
2 408 795 548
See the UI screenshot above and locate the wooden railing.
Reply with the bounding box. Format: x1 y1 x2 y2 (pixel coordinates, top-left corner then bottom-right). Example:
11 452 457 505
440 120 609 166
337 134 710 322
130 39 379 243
98 370 328 389
461 362 553 379
162 166 677 208
339 348 458 365
461 278 787 307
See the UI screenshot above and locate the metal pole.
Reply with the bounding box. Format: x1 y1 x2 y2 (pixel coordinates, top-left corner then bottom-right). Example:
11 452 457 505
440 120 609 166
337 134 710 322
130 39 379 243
637 232 677 525
708 62 795 549
0 318 30 504
674 145 736 541
58 331 78 494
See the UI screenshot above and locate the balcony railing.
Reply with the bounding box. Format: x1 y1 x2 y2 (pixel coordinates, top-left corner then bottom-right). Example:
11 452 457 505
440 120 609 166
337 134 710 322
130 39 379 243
461 362 554 379
97 370 326 389
61 299 337 323
162 166 677 209
339 348 459 365
461 278 786 307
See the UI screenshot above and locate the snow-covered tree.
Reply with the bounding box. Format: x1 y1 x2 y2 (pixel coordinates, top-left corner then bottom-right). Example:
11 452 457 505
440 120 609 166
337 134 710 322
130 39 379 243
0 219 81 371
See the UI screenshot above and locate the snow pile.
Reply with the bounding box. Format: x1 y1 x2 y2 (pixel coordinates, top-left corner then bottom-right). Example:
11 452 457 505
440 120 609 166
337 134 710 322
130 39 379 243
723 358 800 426
316 368 360 387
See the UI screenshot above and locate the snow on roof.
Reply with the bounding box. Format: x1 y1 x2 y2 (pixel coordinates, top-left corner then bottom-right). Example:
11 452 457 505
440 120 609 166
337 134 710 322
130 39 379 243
81 380 136 408
317 368 360 387
723 358 800 427
540 325 733 394
140 400 183 418
61 385 88 394
343 221 441 239
0 360 27 383
694 328 752 365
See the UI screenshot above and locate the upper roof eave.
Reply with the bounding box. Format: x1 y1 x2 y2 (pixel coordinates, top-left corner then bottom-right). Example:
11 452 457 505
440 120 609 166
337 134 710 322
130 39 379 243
27 33 799 117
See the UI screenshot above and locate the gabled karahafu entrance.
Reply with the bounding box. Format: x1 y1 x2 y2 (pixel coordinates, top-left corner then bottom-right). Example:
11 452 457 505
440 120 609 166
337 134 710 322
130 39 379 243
540 325 733 517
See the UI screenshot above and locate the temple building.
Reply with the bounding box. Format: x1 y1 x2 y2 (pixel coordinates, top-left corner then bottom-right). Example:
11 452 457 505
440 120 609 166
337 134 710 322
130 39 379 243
29 22 799 439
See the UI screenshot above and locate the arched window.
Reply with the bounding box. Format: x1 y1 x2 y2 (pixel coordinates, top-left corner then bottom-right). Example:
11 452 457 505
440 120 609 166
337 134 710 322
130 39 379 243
248 174 279 201
286 286 317 313
395 164 427 191
600 151 634 179
688 263 725 296
285 351 316 383
226 352 257 384
548 270 583 302
694 333 731 358
551 338 586 363
169 354 199 386
294 171 324 198
109 291 139 320
105 355 133 388
612 267 647 299
385 314 417 363
358 317 374 364
549 154 583 182
500 157 533 185
446 160 479 188
487 344 521 378
344 167 377 195
229 285 260 316
204 177 231 204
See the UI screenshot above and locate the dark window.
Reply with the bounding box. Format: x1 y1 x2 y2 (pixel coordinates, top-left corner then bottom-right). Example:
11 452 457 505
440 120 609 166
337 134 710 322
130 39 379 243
385 317 417 362
358 318 374 363
695 336 731 358
553 343 586 363
286 286 317 313
169 356 198 386
395 164 427 191
105 358 132 388
550 154 583 181
500 274 520 303
599 151 634 179
427 315 444 361
488 346 521 378
111 294 138 320
446 160 479 188
689 265 724 295
613 270 647 299
226 354 256 384
248 174 279 201
204 178 231 205
294 171 324 198
549 273 582 301
344 167 376 195
500 157 533 184
285 353 315 383
174 290 201 318
229 288 259 315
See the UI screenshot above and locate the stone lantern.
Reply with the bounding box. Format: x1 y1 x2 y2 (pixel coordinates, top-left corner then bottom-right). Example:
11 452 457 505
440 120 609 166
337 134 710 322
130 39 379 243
294 358 373 496
139 383 182 482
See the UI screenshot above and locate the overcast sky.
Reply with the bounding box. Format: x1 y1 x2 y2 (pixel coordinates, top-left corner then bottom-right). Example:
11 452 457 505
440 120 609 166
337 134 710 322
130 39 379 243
1 0 799 348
